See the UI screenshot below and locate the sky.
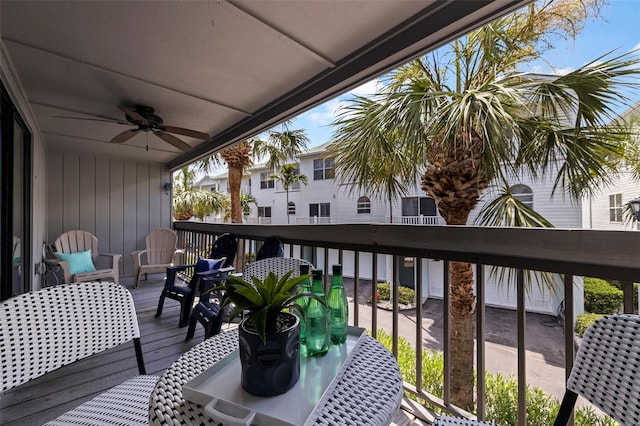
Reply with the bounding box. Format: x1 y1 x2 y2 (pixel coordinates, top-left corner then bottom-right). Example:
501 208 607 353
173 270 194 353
285 0 640 149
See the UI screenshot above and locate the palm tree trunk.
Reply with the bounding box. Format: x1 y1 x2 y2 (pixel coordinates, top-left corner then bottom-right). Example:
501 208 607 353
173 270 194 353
449 260 475 411
388 194 393 223
286 189 290 224
228 165 243 223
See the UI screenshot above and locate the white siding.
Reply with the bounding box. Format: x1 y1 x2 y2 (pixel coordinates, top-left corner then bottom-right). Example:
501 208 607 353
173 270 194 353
584 172 640 231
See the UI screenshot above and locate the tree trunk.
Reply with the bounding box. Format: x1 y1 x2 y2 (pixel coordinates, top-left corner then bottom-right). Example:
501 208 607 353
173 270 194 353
286 189 290 224
228 165 243 223
449 260 475 411
420 129 487 411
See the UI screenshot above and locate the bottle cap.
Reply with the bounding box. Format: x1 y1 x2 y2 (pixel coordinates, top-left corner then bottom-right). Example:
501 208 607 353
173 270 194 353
299 264 310 275
311 269 323 280
332 264 342 275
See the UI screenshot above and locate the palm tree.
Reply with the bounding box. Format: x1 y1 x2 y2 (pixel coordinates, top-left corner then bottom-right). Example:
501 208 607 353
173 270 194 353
172 167 227 221
223 193 257 222
270 164 308 223
329 97 415 223
330 0 639 410
218 121 309 223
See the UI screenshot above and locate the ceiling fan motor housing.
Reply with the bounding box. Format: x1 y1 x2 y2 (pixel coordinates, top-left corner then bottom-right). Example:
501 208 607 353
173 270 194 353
125 105 164 130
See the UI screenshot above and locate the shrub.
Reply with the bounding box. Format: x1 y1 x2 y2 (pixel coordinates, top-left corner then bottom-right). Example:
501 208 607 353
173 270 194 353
484 373 558 426
398 286 415 305
575 313 605 338
374 329 616 426
376 283 391 301
583 277 622 314
375 283 415 305
608 280 638 314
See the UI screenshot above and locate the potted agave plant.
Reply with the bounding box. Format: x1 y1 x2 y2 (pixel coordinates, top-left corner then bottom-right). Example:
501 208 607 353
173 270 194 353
216 270 322 397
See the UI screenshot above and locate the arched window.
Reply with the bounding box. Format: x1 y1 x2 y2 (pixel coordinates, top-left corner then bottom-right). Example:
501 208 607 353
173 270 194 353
287 202 296 215
357 196 371 214
510 184 533 209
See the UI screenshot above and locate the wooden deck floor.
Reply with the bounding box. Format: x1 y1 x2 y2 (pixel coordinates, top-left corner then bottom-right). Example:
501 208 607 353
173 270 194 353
0 276 425 426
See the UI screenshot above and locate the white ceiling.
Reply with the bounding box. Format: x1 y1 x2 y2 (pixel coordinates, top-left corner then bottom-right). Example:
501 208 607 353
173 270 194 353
1 0 530 168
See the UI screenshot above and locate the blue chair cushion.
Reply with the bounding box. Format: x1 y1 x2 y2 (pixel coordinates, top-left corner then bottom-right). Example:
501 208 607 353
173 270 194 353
195 257 224 274
55 250 97 275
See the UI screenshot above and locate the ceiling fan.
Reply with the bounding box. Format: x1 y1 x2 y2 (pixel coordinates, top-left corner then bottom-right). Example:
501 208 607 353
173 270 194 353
55 105 210 152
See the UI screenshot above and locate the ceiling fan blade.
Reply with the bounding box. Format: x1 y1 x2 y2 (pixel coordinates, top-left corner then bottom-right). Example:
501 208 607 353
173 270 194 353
153 130 192 152
53 115 129 125
110 129 139 144
119 106 148 124
162 126 210 140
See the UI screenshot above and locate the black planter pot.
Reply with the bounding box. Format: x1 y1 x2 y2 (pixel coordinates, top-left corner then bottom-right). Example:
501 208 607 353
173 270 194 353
238 312 300 397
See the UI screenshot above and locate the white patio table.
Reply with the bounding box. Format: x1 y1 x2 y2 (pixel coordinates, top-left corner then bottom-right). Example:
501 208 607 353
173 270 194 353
149 329 403 425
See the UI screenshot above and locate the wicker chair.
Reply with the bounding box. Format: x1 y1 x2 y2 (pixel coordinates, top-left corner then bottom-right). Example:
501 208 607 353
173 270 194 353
434 314 640 426
0 281 158 425
243 257 313 281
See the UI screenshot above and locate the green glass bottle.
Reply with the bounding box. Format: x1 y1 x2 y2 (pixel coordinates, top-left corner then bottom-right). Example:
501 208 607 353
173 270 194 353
327 264 348 344
295 264 311 349
305 269 329 357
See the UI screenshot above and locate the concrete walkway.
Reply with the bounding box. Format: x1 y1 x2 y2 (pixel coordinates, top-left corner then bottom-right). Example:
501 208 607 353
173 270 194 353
343 278 568 400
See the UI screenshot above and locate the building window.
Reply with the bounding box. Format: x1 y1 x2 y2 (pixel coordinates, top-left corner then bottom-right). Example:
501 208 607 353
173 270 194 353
309 203 331 217
313 157 335 180
511 184 533 209
401 197 436 216
260 172 274 189
357 196 371 214
258 206 272 218
288 202 296 215
610 193 623 222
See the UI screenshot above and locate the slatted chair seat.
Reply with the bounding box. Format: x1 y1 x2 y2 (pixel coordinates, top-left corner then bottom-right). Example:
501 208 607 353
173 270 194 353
0 281 158 426
434 314 640 426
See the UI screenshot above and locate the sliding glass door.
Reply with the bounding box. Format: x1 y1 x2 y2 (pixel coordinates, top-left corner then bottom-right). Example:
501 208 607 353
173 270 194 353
1 83 32 301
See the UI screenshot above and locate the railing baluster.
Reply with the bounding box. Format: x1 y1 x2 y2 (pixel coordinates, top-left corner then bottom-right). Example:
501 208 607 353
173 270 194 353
623 280 634 313
564 274 575 426
372 252 378 338
443 260 450 406
354 250 360 327
476 263 486 420
416 257 423 391
392 255 399 357
517 268 526 426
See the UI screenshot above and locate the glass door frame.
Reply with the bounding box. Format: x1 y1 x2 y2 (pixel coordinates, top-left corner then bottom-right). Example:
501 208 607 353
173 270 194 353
1 82 32 300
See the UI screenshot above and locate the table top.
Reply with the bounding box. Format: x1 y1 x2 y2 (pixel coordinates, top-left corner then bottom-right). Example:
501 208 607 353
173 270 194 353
149 329 403 425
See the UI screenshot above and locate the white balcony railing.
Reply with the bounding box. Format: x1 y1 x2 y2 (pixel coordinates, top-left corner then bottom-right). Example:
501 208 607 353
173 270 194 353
388 215 443 225
295 216 333 224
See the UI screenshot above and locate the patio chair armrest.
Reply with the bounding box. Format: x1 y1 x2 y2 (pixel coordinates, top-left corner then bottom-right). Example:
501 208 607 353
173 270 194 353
172 249 186 265
167 263 196 273
55 259 72 283
131 250 146 270
197 266 235 276
98 252 122 269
